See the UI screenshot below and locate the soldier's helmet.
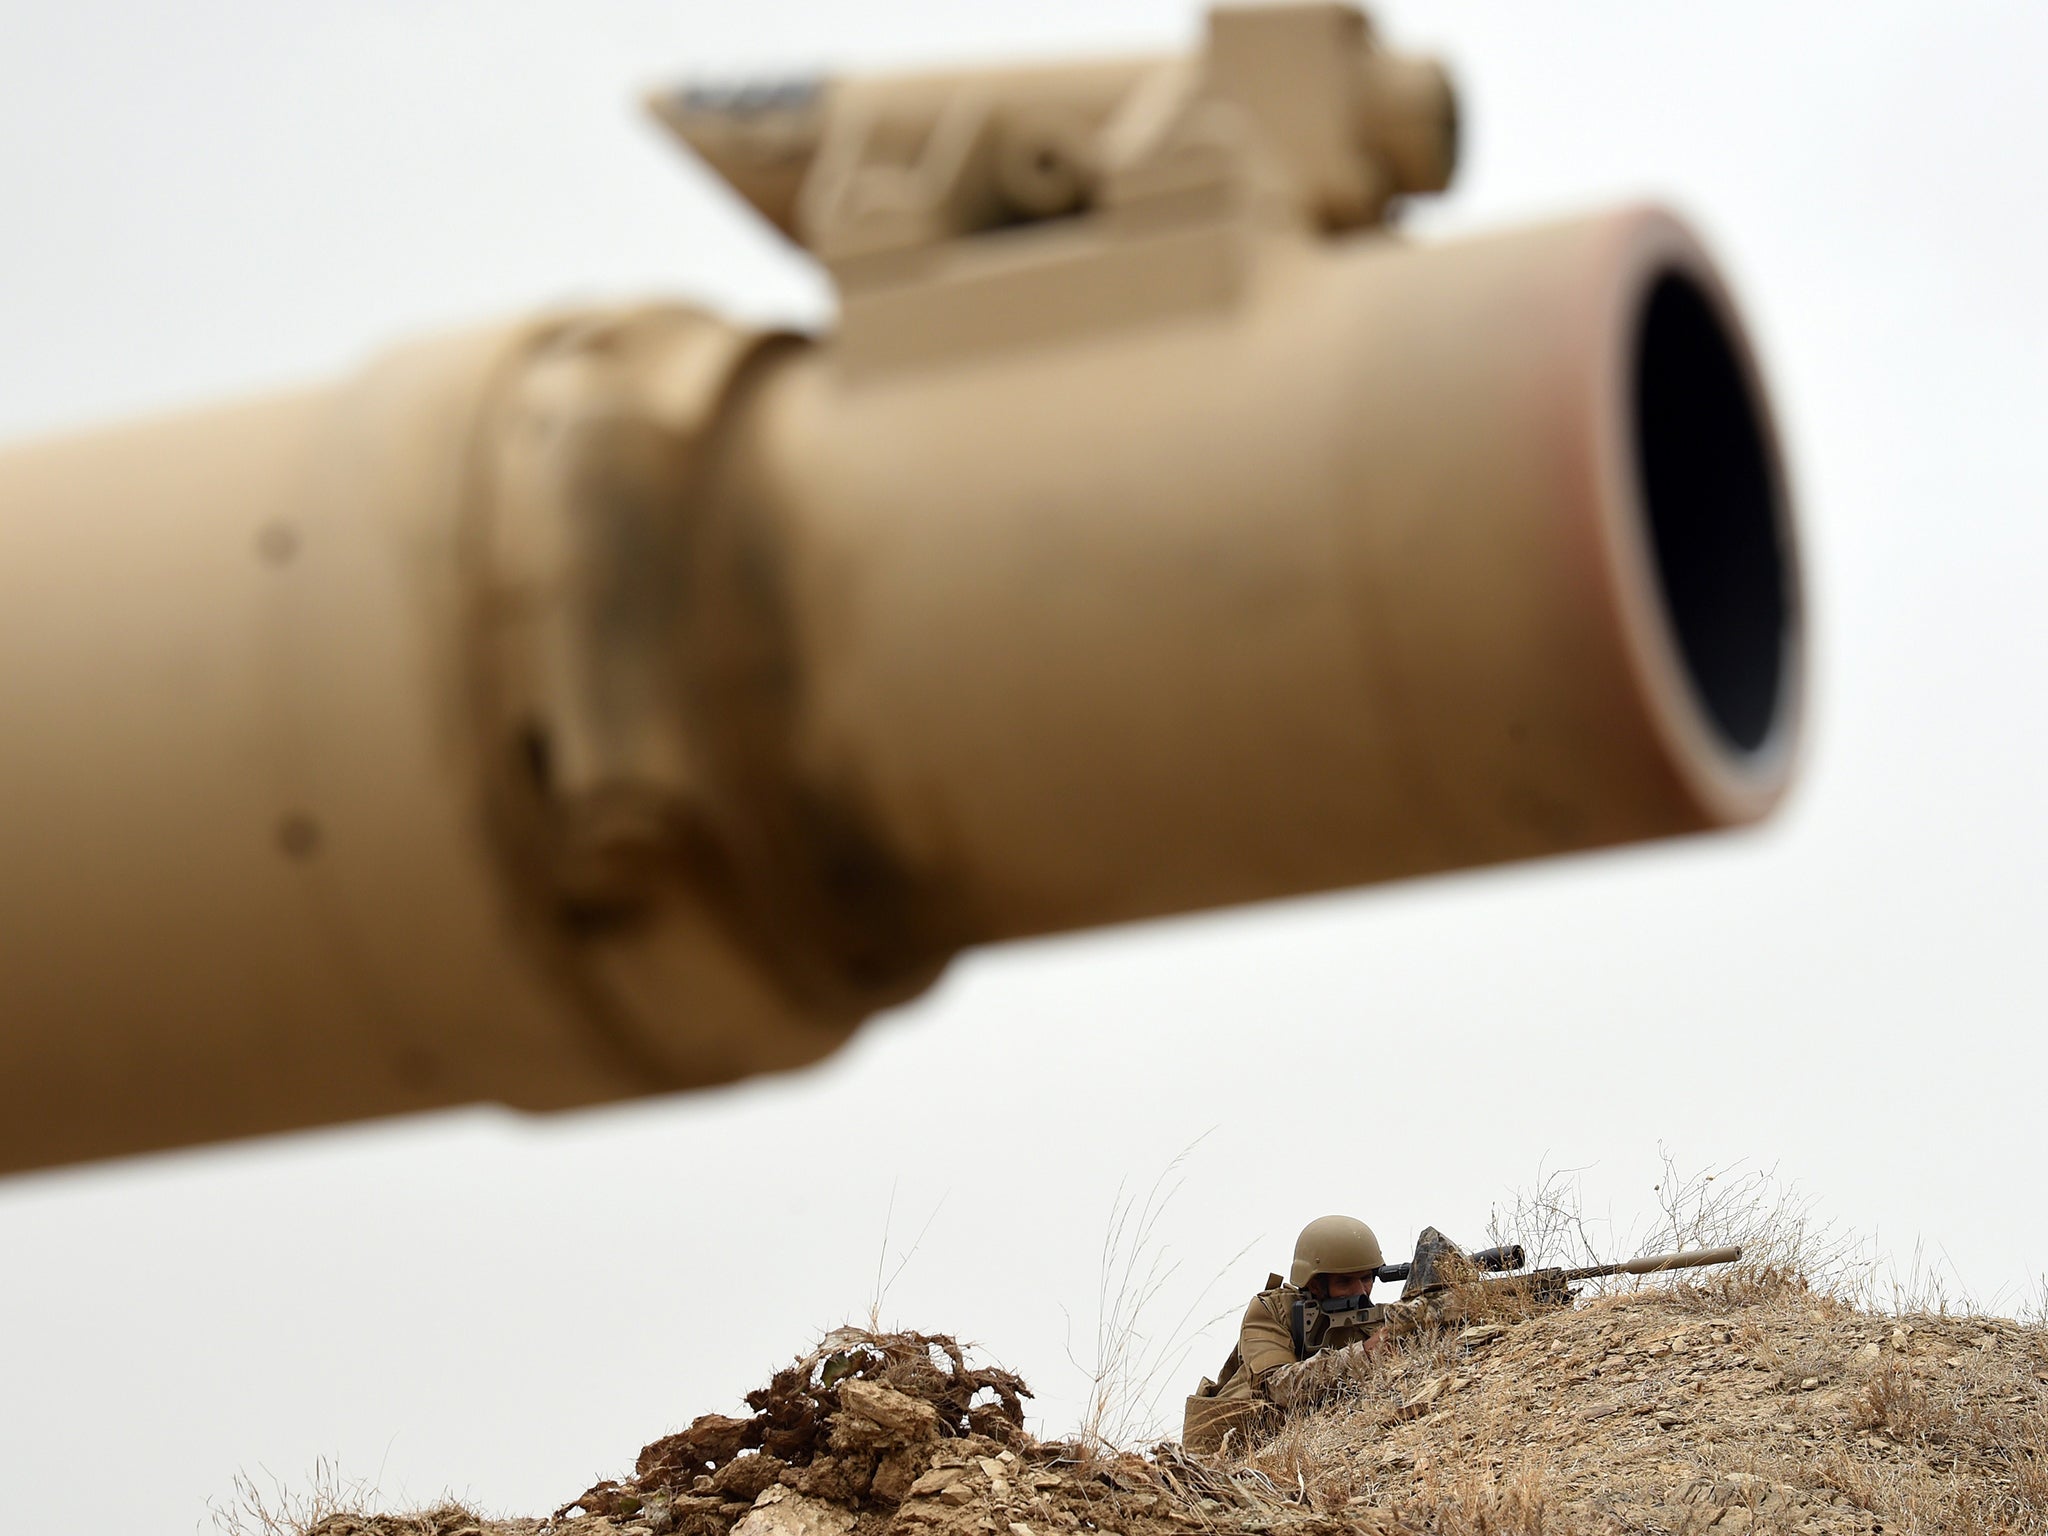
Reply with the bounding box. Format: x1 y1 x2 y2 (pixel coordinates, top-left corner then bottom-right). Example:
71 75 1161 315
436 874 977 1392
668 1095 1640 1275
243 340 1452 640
1289 1214 1385 1288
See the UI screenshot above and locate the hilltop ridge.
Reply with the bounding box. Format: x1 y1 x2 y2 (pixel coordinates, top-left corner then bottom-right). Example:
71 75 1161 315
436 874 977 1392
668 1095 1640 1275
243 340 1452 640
261 1273 2048 1536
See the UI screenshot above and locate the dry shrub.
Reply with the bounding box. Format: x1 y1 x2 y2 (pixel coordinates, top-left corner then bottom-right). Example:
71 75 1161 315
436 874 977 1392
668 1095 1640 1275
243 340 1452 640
1486 1150 1870 1311
1240 1388 1397 1510
2010 1431 2048 1525
1642 1152 1862 1285
1400 1463 1553 1536
1858 1357 1929 1441
1826 1453 2042 1536
207 1462 483 1536
1482 1160 1609 1276
1837 1334 2048 1532
1236 1386 1560 1534
2027 1275 2048 1328
208 1461 369 1536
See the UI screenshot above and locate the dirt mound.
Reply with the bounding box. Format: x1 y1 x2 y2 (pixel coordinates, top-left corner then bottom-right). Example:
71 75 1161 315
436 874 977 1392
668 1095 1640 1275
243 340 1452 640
1230 1273 2048 1533
565 1329 1032 1524
303 1278 2048 1536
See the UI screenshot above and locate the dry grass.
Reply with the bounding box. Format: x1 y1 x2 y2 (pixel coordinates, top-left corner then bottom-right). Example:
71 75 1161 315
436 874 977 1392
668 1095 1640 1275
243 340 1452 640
1070 1139 1249 1458
864 1185 948 1333
207 1459 487 1536
208 1460 372 1536
1827 1328 2048 1534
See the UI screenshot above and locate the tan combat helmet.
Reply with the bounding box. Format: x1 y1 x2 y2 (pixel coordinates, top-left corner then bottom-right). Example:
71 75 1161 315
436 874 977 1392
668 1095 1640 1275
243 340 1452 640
1290 1215 1386 1288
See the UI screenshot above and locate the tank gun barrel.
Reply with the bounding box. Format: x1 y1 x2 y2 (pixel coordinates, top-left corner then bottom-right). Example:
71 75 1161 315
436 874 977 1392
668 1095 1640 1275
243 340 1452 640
0 3 1802 1174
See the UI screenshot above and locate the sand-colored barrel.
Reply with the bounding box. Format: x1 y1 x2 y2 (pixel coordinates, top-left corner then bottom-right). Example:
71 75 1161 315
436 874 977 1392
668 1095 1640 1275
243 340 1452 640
0 207 1799 1174
0 331 712 1172
703 206 1800 949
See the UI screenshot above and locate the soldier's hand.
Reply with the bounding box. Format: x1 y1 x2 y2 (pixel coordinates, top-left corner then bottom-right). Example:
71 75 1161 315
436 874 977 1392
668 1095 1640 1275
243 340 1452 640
1377 1297 1432 1339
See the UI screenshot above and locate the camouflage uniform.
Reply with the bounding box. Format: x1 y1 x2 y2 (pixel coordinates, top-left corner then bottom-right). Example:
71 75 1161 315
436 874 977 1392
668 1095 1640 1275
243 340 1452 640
1214 1279 1389 1406
1184 1216 1423 1453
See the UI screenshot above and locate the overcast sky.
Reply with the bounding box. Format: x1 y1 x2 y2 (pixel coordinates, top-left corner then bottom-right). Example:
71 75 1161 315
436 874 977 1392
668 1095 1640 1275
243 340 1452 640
1 3 2044 1533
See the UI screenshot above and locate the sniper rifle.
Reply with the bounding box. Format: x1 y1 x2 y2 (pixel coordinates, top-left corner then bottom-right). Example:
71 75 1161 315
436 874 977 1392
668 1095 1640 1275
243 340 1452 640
1311 1226 1744 1335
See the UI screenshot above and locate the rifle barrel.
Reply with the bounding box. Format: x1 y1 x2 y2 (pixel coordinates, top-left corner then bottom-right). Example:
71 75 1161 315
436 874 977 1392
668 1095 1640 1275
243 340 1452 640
1560 1244 1742 1283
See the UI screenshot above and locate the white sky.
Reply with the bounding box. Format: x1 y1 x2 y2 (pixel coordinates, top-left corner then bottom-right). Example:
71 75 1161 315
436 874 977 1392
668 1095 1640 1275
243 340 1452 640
1 2 2044 1532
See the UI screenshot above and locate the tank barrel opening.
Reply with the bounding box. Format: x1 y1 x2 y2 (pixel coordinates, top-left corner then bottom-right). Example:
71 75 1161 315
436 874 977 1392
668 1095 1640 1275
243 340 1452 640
1631 269 1792 757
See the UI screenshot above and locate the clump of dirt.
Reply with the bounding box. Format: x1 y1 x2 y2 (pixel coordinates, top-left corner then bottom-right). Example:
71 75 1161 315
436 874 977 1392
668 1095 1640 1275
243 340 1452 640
298 1505 493 1536
560 1328 1032 1530
304 1280 2048 1536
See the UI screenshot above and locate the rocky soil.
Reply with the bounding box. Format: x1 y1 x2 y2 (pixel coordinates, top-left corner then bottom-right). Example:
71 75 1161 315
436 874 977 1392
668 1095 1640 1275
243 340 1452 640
297 1273 2048 1536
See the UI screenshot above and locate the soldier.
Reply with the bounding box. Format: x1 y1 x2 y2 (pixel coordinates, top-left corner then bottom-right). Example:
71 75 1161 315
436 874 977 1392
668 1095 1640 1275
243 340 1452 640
1183 1215 1404 1454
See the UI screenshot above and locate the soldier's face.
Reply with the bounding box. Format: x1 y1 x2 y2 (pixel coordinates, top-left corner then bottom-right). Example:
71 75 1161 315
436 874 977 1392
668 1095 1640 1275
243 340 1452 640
1316 1270 1373 1301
